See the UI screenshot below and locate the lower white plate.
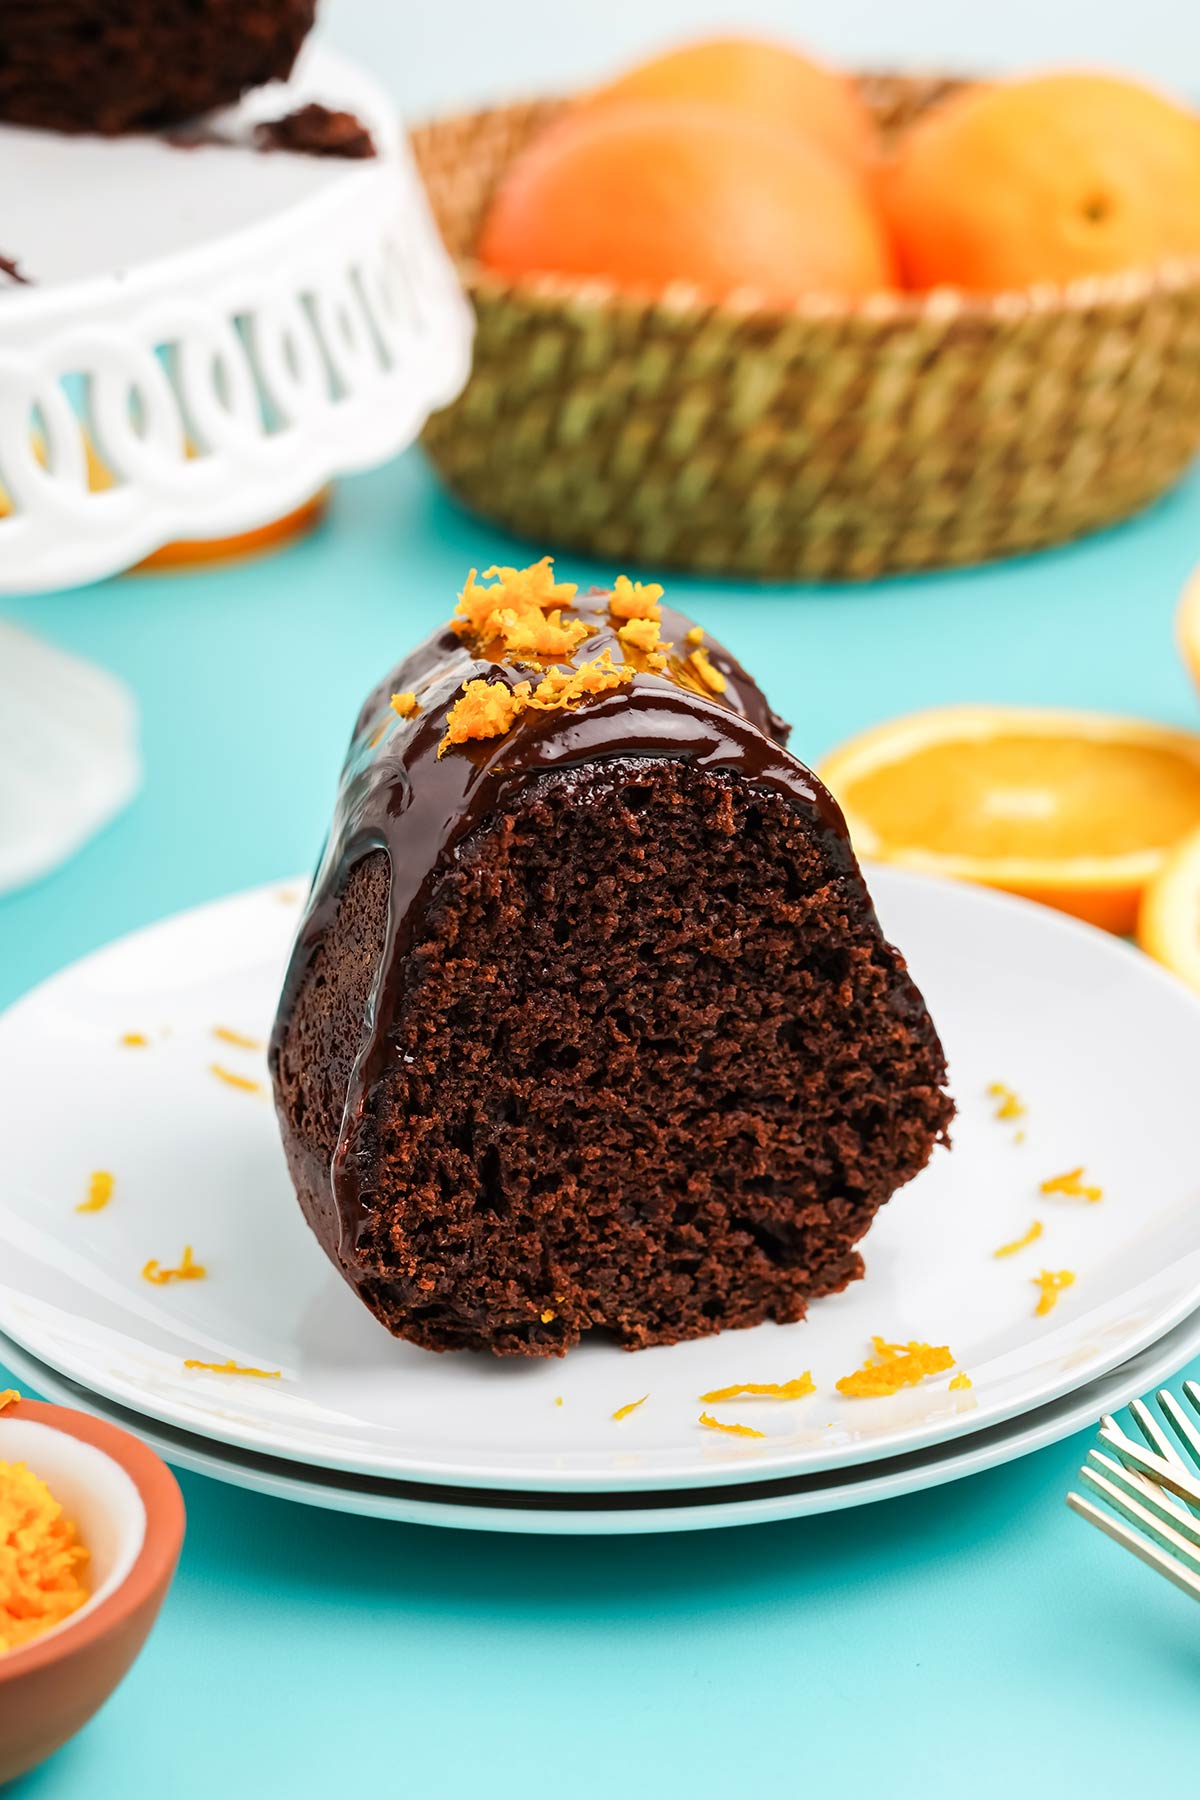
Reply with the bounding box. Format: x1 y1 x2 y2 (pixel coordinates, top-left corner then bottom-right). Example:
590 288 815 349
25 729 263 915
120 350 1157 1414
1 869 1199 1493
4 1308 1198 1534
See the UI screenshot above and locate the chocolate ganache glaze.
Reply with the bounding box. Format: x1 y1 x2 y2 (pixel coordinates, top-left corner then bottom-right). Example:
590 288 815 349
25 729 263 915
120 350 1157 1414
270 583 889 1278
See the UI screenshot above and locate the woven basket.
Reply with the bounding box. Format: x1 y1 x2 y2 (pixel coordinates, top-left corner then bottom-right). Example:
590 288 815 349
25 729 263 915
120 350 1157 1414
412 77 1200 581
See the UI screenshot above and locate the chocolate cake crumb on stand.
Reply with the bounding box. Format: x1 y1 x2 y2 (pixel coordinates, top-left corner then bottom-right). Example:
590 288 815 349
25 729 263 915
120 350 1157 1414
0 43 472 596
271 563 954 1358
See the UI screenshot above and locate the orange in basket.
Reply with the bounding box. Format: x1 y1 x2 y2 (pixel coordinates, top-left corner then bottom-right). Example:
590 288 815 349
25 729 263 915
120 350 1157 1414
586 35 875 169
818 705 1200 932
478 99 896 305
879 73 1200 291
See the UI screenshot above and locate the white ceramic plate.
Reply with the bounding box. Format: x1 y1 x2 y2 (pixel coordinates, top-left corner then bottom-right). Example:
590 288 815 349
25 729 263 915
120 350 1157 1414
4 1309 1198 1535
1 870 1198 1494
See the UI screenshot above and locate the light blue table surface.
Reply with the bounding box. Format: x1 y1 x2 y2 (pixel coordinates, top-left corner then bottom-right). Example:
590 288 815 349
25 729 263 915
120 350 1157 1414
3 451 1199 1796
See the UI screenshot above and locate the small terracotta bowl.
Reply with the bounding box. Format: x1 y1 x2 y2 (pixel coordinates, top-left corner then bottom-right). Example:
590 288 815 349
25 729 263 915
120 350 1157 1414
0 1398 185 1784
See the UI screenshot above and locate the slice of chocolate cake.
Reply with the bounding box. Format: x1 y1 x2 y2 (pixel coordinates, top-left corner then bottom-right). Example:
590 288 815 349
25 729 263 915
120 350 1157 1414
270 562 953 1357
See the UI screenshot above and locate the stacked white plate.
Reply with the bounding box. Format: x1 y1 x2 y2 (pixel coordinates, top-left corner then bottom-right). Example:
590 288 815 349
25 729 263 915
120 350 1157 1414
2 868 1199 1534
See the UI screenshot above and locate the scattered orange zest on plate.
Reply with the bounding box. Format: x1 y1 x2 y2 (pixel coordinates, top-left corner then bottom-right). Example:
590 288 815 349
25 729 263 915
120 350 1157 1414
212 1026 264 1051
77 1169 114 1214
612 1395 648 1421
698 1412 766 1440
1033 1269 1075 1316
209 1062 263 1094
986 1081 1026 1122
993 1220 1043 1258
1040 1166 1102 1202
698 1375 815 1403
143 1245 206 1285
836 1338 955 1397
183 1359 281 1379
119 1031 149 1048
949 1372 973 1390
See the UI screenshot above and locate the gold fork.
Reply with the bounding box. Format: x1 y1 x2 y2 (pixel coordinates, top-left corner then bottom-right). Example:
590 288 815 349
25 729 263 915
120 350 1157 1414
1067 1380 1200 1601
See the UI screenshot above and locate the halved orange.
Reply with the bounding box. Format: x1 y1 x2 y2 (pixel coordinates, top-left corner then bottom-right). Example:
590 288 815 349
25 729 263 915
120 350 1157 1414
817 705 1200 932
1138 824 1200 990
1179 566 1200 697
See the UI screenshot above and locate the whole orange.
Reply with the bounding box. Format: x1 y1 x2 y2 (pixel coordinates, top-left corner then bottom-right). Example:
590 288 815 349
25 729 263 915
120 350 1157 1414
586 35 875 169
879 72 1200 292
478 100 896 305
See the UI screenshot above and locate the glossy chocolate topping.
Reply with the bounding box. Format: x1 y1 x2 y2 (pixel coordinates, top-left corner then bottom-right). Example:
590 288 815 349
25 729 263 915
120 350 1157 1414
270 589 863 1265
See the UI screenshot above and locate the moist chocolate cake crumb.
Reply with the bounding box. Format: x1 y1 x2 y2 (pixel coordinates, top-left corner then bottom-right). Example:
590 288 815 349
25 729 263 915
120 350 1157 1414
270 579 954 1359
254 103 376 159
0 1 316 136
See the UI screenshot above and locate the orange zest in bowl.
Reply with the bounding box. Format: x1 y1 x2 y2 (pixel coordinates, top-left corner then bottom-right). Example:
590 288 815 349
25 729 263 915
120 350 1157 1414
836 1337 955 1397
76 1170 114 1214
818 705 1200 933
698 1376 815 1403
994 1220 1044 1259
0 1460 90 1653
612 1395 648 1422
1040 1167 1103 1203
142 1246 206 1286
1033 1269 1076 1317
183 1359 281 1379
698 1412 766 1439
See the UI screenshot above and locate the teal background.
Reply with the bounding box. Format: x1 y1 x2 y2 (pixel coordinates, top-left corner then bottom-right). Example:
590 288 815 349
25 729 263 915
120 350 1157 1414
3 450 1200 1794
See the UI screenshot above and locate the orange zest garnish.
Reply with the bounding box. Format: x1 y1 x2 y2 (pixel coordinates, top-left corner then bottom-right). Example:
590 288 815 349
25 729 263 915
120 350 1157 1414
949 1372 973 1390
390 692 419 719
1040 1166 1103 1203
616 614 672 662
212 1026 263 1051
77 1169 114 1214
685 625 705 647
0 1458 89 1652
525 649 634 712
612 1395 648 1421
119 1031 149 1048
608 575 664 621
688 645 726 695
698 1412 766 1439
1033 1269 1075 1316
987 1081 1026 1122
209 1062 263 1095
452 558 588 660
440 652 635 755
993 1220 1043 1258
698 1375 815 1403
143 1245 206 1286
836 1337 955 1397
183 1359 281 1379
0 1390 19 1413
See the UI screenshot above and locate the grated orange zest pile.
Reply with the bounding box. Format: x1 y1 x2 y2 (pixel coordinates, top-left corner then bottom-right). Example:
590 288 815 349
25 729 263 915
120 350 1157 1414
1033 1269 1075 1316
698 1412 765 1440
836 1338 955 1397
608 575 663 621
143 1245 206 1285
1040 1166 1103 1203
616 613 672 666
209 1062 263 1095
698 1376 815 1403
993 1220 1043 1258
526 650 634 711
183 1359 281 1378
439 677 529 754
452 558 587 660
212 1026 263 1051
0 1459 89 1653
390 691 419 719
987 1082 1026 1122
688 646 726 695
77 1170 114 1214
119 1031 149 1048
949 1372 973 1390
612 1395 648 1422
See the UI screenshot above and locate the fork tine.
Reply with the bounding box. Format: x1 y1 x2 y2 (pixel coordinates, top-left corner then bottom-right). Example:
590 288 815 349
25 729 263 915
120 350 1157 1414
1127 1395 1186 1468
1067 1490 1200 1602
1080 1463 1200 1568
1156 1389 1200 1479
1085 1451 1200 1543
1097 1419 1200 1510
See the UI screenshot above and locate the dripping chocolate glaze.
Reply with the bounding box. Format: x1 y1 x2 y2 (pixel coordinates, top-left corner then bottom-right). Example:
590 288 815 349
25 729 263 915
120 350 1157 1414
270 593 868 1267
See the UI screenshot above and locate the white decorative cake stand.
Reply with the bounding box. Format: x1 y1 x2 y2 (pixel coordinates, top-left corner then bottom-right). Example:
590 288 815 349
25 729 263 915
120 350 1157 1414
0 41 474 595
